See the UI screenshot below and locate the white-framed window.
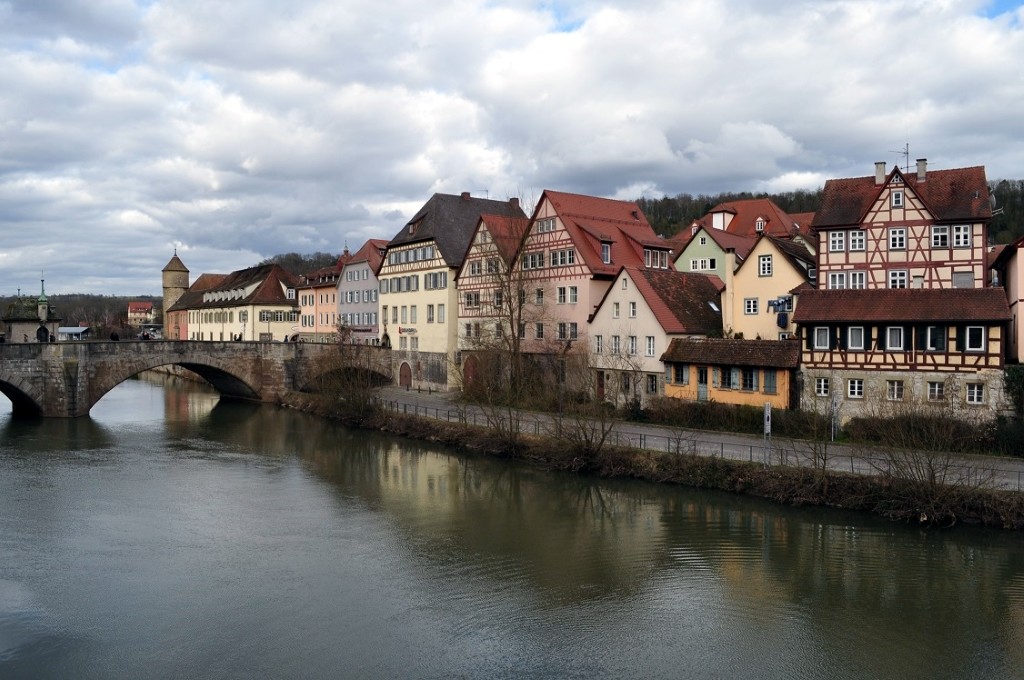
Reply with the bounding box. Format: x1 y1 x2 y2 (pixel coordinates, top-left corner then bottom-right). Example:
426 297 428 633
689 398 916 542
427 305 434 323
829 232 845 252
612 302 619 318
849 230 866 251
647 374 659 394
931 225 949 248
535 288 544 304
888 270 908 288
966 383 985 405
410 336 419 350
699 236 707 245
410 305 417 323
887 380 904 401
755 218 766 232
464 292 480 308
952 271 974 288
535 323 544 340
953 224 972 248
569 322 578 340
569 286 578 303
438 304 445 323
889 228 906 250
925 325 946 351
928 381 945 401
848 378 864 398
828 272 846 290
601 243 612 264
744 298 758 314
399 336 408 350
551 249 576 266
848 326 865 350
886 326 904 350
645 336 655 357
759 255 773 276
813 326 830 350
535 217 556 233
557 287 566 304
469 260 482 276
557 322 568 340
891 190 904 208
629 302 637 318
815 377 830 397
850 271 866 289
522 252 545 269
965 326 985 352
611 335 620 355
595 335 603 353
628 335 637 355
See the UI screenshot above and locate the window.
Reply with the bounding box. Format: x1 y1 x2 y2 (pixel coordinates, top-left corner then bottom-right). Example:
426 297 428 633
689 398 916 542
629 302 637 318
850 271 866 289
465 292 480 308
438 304 445 323
522 252 545 269
551 249 576 266
829 231 845 252
569 323 578 340
399 336 407 350
888 270 908 288
622 278 628 289
755 218 766 232
535 288 544 305
891 190 904 208
952 271 974 288
967 383 984 405
813 327 831 350
557 323 567 340
518 322 525 339
647 374 659 394
410 306 417 323
763 370 777 395
849 230 866 251
494 290 503 308
673 364 689 385
931 225 949 248
741 368 757 391
815 377 830 396
925 325 946 351
392 307 398 324
889 228 906 250
928 381 945 401
628 336 637 355
848 378 864 399
965 326 985 351
611 335 620 354
569 286 578 304
401 306 407 324
645 336 655 356
535 217 555 233
848 326 865 350
886 326 904 350
699 236 707 245
612 302 620 318
953 224 972 248
601 243 612 264
469 261 482 276
410 336 419 350
887 380 904 401
759 255 773 276
744 298 758 314
557 287 566 304
535 323 544 340
595 335 603 353
828 272 846 290
486 258 499 274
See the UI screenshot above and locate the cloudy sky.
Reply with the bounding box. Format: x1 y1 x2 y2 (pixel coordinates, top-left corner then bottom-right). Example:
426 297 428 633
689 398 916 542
1 0 1022 296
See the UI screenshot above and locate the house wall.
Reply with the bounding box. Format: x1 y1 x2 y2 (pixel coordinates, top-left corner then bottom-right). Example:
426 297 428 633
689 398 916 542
675 233 727 282
337 261 380 344
663 364 794 409
729 239 804 340
189 304 298 341
1005 249 1023 362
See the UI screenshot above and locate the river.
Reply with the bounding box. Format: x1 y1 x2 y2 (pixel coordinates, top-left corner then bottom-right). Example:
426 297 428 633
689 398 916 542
1 375 1023 679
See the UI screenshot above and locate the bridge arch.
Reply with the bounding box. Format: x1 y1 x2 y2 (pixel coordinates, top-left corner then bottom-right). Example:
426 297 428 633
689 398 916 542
0 375 44 417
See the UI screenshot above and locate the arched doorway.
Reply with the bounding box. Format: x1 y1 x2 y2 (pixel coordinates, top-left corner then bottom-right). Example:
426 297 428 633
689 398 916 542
399 362 412 388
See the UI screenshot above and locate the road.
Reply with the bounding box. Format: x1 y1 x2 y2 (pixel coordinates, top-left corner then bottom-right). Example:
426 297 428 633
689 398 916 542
377 387 1024 492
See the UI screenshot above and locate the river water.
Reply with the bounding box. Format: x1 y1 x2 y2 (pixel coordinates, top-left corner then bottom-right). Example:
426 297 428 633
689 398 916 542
1 375 1023 679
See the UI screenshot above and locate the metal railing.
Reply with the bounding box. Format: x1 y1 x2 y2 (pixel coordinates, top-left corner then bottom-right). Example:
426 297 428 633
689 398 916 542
374 397 1024 492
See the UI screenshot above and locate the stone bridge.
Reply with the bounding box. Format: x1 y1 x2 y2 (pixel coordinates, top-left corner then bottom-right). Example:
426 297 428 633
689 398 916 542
0 340 393 418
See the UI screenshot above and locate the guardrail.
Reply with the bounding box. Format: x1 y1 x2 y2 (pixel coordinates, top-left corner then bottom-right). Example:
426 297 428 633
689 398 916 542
375 397 1024 492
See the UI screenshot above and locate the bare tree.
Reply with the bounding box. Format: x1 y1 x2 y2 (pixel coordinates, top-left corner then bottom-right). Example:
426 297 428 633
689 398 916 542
314 323 387 424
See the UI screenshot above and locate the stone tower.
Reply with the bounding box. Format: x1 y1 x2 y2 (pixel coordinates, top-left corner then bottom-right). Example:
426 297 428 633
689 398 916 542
162 251 189 337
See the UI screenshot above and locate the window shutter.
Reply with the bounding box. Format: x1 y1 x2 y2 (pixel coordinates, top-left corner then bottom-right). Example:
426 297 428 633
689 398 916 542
955 326 965 352
829 327 837 350
915 325 925 351
731 367 740 388
665 366 672 383
837 326 846 351
937 327 946 351
712 367 720 388
682 364 690 386
804 329 812 350
752 370 759 391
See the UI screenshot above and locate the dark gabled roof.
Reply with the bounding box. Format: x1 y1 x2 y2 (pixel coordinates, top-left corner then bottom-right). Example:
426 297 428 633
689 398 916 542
661 337 801 368
167 264 299 311
626 266 723 335
388 193 526 268
162 253 189 273
792 288 1011 323
812 165 991 228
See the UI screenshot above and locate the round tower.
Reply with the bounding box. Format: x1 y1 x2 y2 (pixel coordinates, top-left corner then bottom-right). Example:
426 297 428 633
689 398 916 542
162 251 189 338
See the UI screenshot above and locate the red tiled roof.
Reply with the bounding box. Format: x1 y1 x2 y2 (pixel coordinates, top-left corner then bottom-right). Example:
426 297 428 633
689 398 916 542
127 301 153 312
624 266 722 335
661 337 801 368
812 165 991 228
674 226 757 267
345 238 389 272
168 265 299 312
540 190 658 276
703 198 805 239
792 288 1010 323
477 213 530 266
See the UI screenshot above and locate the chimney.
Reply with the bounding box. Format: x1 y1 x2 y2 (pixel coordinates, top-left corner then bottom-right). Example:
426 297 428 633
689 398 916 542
916 158 927 182
508 197 519 210
875 161 886 185
461 191 471 201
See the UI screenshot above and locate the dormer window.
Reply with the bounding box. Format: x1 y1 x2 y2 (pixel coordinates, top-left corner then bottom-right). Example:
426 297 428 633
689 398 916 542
755 218 766 232
891 190 904 208
601 242 612 264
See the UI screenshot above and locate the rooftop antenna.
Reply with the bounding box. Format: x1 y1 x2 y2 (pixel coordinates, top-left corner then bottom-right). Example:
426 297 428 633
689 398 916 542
889 142 910 173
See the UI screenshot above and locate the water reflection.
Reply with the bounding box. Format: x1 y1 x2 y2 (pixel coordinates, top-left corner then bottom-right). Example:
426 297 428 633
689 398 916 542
3 377 1024 678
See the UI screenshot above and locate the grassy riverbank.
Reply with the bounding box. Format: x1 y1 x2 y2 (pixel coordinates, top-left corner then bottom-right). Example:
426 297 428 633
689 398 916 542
281 392 1024 530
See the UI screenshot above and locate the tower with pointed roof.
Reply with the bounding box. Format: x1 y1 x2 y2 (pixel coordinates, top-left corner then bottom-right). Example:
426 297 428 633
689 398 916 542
162 251 190 334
